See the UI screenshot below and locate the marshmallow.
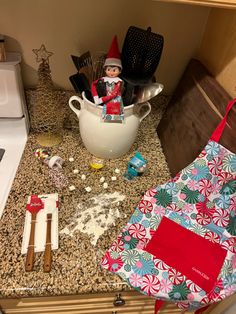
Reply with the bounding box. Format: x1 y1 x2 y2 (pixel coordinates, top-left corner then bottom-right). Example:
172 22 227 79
81 174 86 180
99 177 105 183
73 169 79 174
115 168 120 174
111 176 117 181
85 186 92 192
103 182 108 189
69 157 74 162
69 185 76 191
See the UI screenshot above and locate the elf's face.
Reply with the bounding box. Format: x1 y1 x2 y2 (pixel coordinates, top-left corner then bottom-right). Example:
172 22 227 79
105 66 121 78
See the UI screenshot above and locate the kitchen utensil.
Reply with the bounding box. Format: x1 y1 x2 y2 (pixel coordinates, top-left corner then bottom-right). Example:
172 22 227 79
121 26 164 105
25 195 44 272
43 198 57 272
69 73 93 102
44 213 52 272
92 52 106 81
134 83 164 104
21 194 59 258
0 148 5 162
79 66 93 85
71 51 94 85
71 51 93 72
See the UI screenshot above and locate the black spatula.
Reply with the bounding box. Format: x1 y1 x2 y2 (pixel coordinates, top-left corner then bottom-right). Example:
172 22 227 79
121 26 164 105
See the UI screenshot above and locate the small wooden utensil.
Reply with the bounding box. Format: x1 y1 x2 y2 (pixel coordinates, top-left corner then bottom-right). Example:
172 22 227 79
43 213 52 272
25 195 44 272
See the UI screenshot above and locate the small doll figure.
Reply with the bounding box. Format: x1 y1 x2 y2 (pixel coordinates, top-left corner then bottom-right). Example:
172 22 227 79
91 36 124 122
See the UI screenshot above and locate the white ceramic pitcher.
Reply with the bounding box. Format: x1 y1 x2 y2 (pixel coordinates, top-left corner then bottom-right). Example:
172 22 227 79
69 92 151 159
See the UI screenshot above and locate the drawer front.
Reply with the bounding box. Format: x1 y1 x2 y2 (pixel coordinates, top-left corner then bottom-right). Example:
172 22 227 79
0 290 222 313
0 291 154 314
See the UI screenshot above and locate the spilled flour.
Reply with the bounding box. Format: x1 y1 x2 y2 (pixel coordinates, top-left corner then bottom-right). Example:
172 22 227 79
60 192 126 245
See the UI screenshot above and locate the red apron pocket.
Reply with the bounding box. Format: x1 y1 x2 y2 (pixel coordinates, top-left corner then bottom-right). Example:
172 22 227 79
145 217 227 293
106 102 121 115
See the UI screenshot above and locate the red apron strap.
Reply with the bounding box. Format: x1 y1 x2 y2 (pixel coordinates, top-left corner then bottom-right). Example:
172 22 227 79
155 301 209 314
210 98 236 143
195 305 210 314
155 299 165 313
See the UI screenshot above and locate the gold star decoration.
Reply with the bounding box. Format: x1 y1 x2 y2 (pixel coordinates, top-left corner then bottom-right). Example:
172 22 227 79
33 44 53 63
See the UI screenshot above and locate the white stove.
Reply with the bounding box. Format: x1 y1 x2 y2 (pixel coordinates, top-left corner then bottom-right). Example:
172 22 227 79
0 53 29 218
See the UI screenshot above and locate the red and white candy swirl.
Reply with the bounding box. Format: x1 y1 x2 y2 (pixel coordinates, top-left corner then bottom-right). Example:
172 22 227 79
128 223 146 239
212 208 229 227
141 274 160 295
138 200 153 213
168 269 185 285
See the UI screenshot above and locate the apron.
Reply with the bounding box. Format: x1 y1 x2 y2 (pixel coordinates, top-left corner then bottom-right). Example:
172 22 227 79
101 98 236 313
102 80 124 122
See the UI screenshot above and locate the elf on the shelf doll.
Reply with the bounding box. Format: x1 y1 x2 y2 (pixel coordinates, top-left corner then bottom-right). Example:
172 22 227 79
91 36 124 122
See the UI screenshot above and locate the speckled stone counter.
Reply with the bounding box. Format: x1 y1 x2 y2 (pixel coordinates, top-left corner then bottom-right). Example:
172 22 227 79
0 92 171 298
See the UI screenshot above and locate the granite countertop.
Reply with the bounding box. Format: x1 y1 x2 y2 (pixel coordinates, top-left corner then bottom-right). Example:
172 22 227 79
0 92 171 299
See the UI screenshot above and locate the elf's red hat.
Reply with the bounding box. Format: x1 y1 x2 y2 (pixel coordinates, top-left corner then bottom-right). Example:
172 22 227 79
104 36 122 69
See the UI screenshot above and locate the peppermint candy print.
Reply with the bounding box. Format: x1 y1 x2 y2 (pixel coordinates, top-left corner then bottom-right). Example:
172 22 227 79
232 254 236 268
212 208 229 227
196 200 215 217
101 255 109 269
199 179 212 197
145 188 157 197
200 296 210 305
110 236 124 253
168 269 185 285
199 150 207 158
154 259 169 270
171 172 181 182
222 155 236 172
182 203 194 213
154 205 166 215
204 231 220 243
207 280 224 299
196 212 211 226
187 180 199 191
102 251 123 272
186 280 202 293
138 200 153 213
222 237 236 253
166 202 181 212
229 196 236 213
176 301 191 311
101 137 236 312
128 223 146 239
136 237 149 250
141 274 160 295
208 157 222 175
218 172 234 185
129 273 143 288
160 279 173 293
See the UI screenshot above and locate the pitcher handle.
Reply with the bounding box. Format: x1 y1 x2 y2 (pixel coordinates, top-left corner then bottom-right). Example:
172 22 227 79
68 96 83 117
136 102 151 122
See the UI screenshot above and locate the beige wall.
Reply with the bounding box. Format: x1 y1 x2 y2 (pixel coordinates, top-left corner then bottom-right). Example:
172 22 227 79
0 0 209 94
198 8 236 98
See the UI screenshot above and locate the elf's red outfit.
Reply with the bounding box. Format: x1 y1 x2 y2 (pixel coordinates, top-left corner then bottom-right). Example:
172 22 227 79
91 36 124 121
